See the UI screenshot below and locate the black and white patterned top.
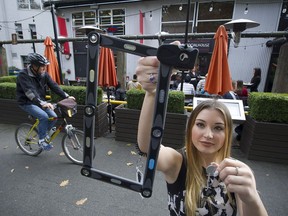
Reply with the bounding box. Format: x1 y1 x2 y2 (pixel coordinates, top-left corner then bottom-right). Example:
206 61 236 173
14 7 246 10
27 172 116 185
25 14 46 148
166 154 237 216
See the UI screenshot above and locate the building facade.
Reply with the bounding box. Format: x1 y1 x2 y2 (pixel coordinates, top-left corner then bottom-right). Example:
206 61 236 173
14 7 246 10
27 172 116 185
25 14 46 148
0 0 286 92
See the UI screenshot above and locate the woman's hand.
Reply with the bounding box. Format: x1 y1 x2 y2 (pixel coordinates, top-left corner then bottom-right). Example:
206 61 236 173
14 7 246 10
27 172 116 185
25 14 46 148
216 158 268 215
135 56 159 94
217 158 258 204
135 41 181 94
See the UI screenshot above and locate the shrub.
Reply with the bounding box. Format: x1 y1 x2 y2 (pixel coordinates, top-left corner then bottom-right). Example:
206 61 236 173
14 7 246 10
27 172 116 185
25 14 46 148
248 92 288 123
0 82 103 106
126 89 145 110
167 90 185 113
0 82 16 99
51 85 103 105
126 89 185 114
0 76 17 83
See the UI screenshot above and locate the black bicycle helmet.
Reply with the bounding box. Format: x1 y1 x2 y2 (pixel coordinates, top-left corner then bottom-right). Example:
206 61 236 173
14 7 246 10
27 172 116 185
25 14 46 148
27 53 50 66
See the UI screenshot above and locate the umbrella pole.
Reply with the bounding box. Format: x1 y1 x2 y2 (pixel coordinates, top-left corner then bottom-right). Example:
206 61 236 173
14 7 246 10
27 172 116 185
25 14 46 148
50 3 63 84
107 88 112 133
180 70 185 91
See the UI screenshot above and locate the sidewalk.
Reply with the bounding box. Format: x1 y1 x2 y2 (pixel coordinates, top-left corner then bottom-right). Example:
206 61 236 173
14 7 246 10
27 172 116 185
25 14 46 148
0 123 287 215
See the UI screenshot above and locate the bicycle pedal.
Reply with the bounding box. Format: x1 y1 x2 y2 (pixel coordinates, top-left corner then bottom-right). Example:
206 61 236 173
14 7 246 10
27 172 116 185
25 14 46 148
43 144 53 151
38 142 53 151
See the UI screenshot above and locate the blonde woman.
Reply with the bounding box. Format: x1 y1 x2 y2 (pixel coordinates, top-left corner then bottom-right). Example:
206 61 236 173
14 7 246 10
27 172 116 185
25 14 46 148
136 55 268 216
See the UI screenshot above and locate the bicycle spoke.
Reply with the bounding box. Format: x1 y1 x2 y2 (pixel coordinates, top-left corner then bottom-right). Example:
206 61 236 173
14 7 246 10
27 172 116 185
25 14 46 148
15 123 42 156
62 129 84 165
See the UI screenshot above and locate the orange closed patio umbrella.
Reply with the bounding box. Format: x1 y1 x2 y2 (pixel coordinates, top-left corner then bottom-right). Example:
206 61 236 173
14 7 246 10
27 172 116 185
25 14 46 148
44 36 61 84
98 47 117 88
204 25 233 95
98 46 117 133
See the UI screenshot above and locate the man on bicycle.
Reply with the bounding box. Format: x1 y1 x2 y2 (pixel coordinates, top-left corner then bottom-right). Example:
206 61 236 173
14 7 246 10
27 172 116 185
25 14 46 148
16 53 75 151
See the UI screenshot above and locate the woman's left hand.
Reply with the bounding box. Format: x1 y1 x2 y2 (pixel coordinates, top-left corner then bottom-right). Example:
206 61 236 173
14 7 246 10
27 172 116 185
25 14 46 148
216 158 258 204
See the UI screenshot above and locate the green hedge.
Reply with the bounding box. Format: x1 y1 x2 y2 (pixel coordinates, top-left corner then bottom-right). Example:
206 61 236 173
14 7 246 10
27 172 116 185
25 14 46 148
167 90 185 113
0 82 17 99
248 92 288 123
51 86 103 105
126 89 146 110
126 89 185 114
0 82 103 105
0 76 17 83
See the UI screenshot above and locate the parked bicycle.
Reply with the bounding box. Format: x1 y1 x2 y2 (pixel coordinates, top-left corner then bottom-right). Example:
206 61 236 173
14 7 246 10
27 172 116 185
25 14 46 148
15 99 84 165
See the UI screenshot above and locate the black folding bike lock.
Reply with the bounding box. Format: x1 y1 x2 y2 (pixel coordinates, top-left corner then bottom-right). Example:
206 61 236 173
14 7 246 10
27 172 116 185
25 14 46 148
81 32 199 198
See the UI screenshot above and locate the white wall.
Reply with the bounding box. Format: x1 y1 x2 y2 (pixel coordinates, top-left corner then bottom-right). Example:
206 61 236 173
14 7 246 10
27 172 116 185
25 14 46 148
0 0 283 92
228 1 282 91
0 0 54 69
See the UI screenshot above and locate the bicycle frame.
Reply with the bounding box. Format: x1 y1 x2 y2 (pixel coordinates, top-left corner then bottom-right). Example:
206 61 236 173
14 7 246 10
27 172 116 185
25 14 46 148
81 32 198 198
28 116 67 143
24 119 40 145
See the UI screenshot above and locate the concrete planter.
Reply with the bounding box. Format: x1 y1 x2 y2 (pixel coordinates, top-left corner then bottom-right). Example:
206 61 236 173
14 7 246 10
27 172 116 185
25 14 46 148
0 99 28 124
71 102 108 137
240 115 288 164
115 104 188 149
0 99 108 138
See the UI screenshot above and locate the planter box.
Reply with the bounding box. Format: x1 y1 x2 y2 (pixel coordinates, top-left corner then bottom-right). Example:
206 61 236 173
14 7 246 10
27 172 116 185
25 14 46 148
0 99 108 138
71 102 108 137
115 104 188 149
240 115 288 164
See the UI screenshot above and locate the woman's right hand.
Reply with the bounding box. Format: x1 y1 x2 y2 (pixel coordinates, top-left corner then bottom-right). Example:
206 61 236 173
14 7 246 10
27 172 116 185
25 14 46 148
135 41 181 94
135 56 160 94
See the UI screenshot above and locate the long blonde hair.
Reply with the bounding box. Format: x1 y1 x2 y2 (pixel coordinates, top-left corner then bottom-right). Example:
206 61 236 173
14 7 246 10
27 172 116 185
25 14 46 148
184 99 233 216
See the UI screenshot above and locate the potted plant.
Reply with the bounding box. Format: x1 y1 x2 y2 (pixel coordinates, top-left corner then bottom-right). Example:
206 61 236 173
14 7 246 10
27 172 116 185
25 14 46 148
0 80 108 138
115 89 188 149
240 92 288 164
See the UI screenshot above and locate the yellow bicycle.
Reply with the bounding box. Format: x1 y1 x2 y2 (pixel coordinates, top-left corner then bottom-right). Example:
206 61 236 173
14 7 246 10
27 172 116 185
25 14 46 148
15 100 84 165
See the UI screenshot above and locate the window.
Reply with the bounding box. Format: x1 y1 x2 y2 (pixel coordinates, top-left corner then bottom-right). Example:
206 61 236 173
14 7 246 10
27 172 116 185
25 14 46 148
72 9 125 37
72 11 97 37
29 24 37 39
17 0 41 10
15 23 23 39
162 4 195 34
197 1 234 33
22 55 29 68
99 9 125 35
161 2 234 34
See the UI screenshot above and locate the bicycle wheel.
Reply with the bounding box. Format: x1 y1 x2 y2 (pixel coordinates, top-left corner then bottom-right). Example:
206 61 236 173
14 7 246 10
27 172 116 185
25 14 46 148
15 123 42 156
62 129 84 165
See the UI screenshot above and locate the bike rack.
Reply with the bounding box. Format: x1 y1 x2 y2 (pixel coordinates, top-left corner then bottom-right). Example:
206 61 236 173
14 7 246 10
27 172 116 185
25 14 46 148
81 32 198 198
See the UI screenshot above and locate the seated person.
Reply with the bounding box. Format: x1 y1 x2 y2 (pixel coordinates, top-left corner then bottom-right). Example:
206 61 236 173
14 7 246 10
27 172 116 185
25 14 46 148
127 74 142 90
196 74 207 94
171 73 181 90
177 75 195 105
177 75 195 95
223 80 239 100
111 82 126 124
114 82 126 101
236 80 248 97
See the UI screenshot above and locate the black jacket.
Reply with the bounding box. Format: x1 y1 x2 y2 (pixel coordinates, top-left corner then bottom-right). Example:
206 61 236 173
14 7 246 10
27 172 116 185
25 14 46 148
250 75 261 92
16 66 68 106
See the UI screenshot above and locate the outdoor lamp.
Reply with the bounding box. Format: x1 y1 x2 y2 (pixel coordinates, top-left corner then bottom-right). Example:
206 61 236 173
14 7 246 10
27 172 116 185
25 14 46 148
155 31 169 45
77 25 104 36
224 19 260 48
11 33 17 45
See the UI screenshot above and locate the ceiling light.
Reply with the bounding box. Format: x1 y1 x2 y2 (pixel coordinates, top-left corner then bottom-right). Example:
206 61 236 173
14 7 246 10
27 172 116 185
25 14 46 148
282 4 287 14
209 2 214 12
244 4 248 14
